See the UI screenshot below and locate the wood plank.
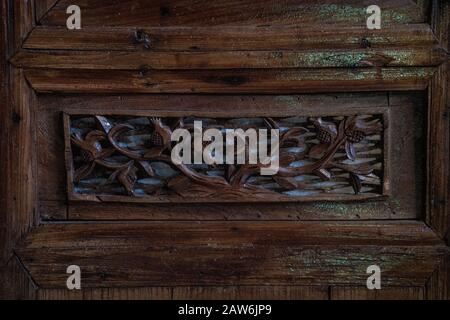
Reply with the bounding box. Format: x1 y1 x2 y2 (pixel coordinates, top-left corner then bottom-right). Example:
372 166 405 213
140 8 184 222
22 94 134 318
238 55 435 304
39 0 430 27
173 286 328 300
36 92 423 221
0 0 10 264
37 287 172 300
25 68 433 94
38 285 326 300
0 255 37 300
39 200 67 220
11 47 446 70
330 286 424 300
427 64 449 239
23 24 437 51
34 0 59 23
15 221 449 288
1 68 39 261
426 254 450 299
66 201 396 221
11 0 35 50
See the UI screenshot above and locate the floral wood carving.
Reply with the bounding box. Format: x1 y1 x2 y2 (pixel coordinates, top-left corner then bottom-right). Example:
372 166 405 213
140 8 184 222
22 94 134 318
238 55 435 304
64 114 385 202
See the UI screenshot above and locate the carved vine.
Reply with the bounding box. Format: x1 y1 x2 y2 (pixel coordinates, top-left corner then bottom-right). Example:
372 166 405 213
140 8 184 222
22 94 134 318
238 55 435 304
69 115 383 200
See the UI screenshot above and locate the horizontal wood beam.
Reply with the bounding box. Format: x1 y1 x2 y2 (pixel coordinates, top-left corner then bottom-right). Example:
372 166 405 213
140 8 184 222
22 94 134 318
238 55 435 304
23 24 438 51
24 67 434 94
16 221 449 288
10 47 447 70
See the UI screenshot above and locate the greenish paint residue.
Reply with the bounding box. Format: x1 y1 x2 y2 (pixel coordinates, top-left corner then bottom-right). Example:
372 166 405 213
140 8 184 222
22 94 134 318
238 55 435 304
317 4 415 24
317 4 365 23
383 11 411 24
382 50 413 65
274 95 299 106
275 67 432 83
309 202 381 217
297 52 368 68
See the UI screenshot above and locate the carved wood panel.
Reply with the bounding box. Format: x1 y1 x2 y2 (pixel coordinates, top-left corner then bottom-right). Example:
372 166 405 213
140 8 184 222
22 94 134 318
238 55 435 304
64 112 387 203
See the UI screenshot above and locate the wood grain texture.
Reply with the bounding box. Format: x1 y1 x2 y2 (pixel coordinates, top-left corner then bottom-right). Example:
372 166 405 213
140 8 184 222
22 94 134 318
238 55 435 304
37 287 171 300
34 0 59 24
172 286 328 300
3 0 450 300
330 286 424 300
37 92 424 221
0 0 10 265
426 253 450 299
11 47 447 70
11 0 35 50
64 113 385 203
25 68 433 94
38 0 430 27
0 255 37 300
1 0 38 297
1 68 39 262
15 221 449 289
427 64 449 239
36 286 326 300
23 24 437 51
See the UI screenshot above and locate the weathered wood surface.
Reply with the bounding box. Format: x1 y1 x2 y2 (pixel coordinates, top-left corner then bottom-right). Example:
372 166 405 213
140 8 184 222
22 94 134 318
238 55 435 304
427 64 450 240
330 286 425 300
36 92 424 220
16 221 449 288
426 1 450 242
2 0 450 300
0 0 38 266
64 113 385 203
25 68 433 94
36 286 327 300
24 24 437 51
11 47 446 70
38 0 431 27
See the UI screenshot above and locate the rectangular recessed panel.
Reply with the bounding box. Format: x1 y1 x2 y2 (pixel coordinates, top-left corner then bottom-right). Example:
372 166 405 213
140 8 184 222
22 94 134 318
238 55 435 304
64 112 387 203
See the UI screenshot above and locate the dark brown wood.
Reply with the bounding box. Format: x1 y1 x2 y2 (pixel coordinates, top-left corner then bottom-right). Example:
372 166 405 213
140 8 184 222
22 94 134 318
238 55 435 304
426 0 450 241
0 255 37 300
37 287 172 300
38 0 430 27
2 0 450 300
15 221 449 288
172 286 328 300
36 92 424 221
1 0 38 266
23 24 438 51
11 47 447 70
331 286 425 300
24 68 434 94
64 113 385 203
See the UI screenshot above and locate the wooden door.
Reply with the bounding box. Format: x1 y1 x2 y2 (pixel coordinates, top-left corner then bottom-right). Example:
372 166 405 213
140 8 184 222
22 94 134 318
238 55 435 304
1 0 449 300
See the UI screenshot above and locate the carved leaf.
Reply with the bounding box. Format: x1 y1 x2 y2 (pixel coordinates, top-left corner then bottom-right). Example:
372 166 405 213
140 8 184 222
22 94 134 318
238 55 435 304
349 173 362 194
137 160 155 177
74 162 96 182
308 143 328 159
69 115 384 200
263 117 279 129
345 141 356 161
315 168 332 180
273 176 298 189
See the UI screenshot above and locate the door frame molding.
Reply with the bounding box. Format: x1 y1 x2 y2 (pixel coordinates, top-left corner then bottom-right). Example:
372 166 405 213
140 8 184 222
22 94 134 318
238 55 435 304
1 0 449 299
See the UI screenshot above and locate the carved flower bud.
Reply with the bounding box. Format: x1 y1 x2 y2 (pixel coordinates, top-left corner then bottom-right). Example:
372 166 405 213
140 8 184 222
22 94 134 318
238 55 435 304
345 129 365 143
317 129 332 144
150 131 163 146
81 150 93 162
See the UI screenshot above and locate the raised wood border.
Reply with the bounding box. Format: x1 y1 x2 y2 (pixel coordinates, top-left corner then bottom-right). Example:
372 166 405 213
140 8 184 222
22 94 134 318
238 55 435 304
1 0 449 299
61 110 388 204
